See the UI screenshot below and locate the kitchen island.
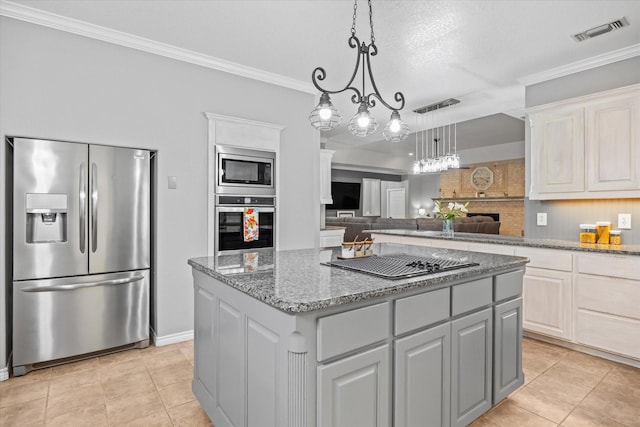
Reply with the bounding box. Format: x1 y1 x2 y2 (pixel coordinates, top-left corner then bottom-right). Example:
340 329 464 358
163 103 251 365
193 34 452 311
189 243 529 427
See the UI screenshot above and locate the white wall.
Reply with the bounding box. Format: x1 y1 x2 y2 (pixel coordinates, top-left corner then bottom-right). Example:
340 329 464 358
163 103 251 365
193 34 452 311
0 17 318 371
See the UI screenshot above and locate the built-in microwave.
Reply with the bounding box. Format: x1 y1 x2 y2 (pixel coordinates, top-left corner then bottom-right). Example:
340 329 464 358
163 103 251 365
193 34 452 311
215 145 275 195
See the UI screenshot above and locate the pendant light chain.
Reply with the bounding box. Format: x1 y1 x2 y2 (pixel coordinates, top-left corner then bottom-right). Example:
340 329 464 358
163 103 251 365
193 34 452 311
368 0 375 45
309 0 409 141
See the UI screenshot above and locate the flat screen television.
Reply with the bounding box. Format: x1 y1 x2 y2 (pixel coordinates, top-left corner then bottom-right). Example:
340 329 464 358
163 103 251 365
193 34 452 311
327 182 361 210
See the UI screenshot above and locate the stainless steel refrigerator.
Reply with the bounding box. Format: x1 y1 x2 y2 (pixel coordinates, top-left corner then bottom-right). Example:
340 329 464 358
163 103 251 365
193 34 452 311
11 137 151 376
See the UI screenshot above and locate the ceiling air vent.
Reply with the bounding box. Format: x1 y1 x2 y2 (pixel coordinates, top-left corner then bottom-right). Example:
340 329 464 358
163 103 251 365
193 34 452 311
572 17 629 42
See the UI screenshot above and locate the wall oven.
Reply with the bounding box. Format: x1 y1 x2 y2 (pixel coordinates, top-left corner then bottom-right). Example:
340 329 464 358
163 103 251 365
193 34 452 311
215 145 275 195
215 195 275 254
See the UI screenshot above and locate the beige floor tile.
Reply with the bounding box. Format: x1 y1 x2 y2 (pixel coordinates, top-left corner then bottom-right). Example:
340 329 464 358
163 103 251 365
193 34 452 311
157 379 196 409
46 384 105 420
482 400 557 427
523 339 571 359
115 410 173 426
554 351 617 377
99 358 147 382
143 349 188 371
179 341 194 350
50 357 99 378
526 361 607 407
149 359 193 389
0 369 51 390
180 346 195 365
49 368 101 396
105 389 165 425
561 406 627 427
102 370 156 401
510 385 575 423
602 364 640 391
523 367 542 385
0 397 46 426
0 380 49 408
578 379 640 427
167 400 214 426
97 348 142 368
44 402 108 427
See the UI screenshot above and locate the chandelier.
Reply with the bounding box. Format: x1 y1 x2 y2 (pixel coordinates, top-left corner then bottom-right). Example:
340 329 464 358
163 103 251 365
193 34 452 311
308 0 409 142
412 98 461 174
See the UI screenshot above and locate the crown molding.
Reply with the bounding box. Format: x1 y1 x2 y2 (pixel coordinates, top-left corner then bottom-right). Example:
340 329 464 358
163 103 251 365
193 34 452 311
518 43 640 86
0 0 316 94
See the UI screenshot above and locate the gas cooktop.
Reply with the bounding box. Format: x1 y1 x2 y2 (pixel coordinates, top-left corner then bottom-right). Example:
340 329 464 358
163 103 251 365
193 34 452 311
324 254 478 280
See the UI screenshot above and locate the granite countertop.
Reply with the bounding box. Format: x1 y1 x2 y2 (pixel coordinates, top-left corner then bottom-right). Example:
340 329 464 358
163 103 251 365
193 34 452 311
369 230 640 256
188 243 528 314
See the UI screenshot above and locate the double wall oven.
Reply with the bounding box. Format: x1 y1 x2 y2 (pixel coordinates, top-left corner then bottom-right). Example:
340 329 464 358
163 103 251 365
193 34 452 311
214 146 276 254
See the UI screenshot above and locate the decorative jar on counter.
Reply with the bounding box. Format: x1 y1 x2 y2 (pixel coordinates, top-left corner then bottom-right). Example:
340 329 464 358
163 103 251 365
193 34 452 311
579 224 597 243
596 221 611 244
609 230 622 245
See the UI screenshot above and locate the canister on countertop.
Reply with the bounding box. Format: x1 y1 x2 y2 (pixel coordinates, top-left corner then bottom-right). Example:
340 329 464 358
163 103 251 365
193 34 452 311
609 230 622 245
596 221 611 244
579 224 597 243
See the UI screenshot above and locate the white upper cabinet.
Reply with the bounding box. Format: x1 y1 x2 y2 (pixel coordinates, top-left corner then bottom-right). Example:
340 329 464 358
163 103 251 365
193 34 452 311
585 92 640 192
528 84 640 200
319 149 335 204
362 178 381 216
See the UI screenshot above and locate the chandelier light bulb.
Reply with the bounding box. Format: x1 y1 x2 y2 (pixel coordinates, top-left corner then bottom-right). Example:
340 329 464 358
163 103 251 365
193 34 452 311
319 108 332 120
357 113 371 128
389 120 401 133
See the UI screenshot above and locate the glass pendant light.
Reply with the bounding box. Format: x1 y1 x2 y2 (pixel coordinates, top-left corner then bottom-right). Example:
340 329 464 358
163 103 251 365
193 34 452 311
383 110 410 142
309 92 342 131
348 102 378 137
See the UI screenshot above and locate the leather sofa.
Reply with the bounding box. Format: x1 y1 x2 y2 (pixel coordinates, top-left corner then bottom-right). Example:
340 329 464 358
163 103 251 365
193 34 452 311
325 216 500 242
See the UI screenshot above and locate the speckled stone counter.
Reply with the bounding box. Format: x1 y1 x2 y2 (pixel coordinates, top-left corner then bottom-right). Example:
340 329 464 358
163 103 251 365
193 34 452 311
188 242 528 313
368 229 640 256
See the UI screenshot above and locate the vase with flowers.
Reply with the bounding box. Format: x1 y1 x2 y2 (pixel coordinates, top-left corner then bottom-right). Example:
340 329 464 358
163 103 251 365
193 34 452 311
433 200 469 238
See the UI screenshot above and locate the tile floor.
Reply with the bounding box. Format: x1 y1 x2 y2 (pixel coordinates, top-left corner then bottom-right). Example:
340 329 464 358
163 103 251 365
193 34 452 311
0 337 638 426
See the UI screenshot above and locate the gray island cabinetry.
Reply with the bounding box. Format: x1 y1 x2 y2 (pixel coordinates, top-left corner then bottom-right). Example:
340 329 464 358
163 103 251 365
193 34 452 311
188 244 528 427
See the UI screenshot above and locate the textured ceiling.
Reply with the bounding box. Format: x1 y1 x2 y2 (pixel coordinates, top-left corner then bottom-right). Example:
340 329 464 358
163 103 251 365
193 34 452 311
7 0 640 162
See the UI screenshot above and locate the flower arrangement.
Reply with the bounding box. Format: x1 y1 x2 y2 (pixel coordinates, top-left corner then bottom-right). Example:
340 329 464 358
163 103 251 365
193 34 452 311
433 200 469 220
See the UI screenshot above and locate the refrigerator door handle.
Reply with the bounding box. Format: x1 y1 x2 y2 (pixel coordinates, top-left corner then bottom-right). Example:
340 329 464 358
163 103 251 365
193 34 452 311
20 275 144 292
79 162 86 253
91 162 98 253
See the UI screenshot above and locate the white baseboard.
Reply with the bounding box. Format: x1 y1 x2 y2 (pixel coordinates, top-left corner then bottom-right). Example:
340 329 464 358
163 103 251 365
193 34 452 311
153 330 194 347
0 367 9 381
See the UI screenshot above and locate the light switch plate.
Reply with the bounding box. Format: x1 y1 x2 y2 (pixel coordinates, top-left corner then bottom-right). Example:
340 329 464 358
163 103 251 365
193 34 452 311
618 213 631 229
168 176 177 190
537 212 547 226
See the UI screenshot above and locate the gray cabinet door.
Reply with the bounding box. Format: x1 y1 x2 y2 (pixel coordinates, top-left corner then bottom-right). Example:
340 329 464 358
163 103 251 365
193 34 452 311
317 344 390 427
494 298 524 403
451 308 493 427
394 322 450 427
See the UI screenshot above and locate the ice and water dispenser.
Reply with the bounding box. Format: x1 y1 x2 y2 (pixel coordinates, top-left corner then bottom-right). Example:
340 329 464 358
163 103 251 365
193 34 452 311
25 193 68 243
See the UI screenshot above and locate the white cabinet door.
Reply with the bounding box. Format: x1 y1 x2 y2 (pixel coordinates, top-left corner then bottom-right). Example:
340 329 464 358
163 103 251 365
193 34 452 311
585 91 640 193
529 105 585 197
522 267 572 340
362 178 381 216
317 344 390 427
319 149 335 204
394 323 450 427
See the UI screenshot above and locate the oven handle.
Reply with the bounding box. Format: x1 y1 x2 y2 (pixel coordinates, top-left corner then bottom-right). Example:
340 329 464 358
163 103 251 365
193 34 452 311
20 276 144 292
215 206 275 213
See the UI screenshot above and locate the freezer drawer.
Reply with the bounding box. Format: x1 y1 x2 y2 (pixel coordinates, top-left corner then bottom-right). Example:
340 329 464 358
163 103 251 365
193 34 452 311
13 270 149 369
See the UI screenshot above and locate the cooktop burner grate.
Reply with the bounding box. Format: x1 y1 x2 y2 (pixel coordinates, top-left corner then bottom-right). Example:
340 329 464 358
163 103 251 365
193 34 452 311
324 254 478 280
